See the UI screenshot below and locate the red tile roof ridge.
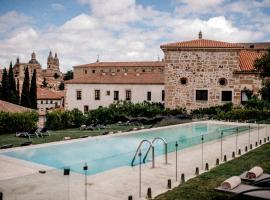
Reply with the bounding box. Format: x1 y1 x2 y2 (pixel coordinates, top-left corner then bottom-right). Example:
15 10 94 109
74 61 164 68
161 38 244 49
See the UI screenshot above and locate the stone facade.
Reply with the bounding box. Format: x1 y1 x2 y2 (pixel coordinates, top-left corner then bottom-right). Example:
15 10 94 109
162 46 262 111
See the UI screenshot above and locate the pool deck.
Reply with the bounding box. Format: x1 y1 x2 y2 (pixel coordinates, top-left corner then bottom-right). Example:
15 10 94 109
0 120 269 200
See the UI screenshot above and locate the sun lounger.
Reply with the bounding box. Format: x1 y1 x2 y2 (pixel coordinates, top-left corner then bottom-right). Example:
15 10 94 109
36 127 50 137
215 183 270 199
0 144 13 149
215 174 270 200
16 128 39 138
240 171 270 183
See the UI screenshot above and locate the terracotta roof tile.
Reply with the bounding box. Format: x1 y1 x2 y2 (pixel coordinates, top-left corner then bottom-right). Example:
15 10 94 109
65 73 164 85
239 50 264 71
37 88 63 100
161 39 243 49
0 100 33 113
74 61 164 68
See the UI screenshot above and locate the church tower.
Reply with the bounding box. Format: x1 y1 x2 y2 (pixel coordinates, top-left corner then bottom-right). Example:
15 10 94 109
47 51 60 71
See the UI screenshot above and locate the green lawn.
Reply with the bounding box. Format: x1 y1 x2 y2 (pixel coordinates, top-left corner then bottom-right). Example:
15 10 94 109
0 124 151 147
155 143 270 200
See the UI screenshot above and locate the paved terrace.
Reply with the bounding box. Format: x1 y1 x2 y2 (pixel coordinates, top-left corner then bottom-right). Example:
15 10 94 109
0 121 269 200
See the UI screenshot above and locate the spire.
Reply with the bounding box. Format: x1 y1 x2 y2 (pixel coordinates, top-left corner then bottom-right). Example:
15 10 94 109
198 30 202 39
55 52 58 58
96 55 100 62
48 50 52 58
16 57 20 64
31 52 36 60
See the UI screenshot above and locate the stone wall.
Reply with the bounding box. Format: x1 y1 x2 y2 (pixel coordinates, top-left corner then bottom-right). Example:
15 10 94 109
163 49 262 111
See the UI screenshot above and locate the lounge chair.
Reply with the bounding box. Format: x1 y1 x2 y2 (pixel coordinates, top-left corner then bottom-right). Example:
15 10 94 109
240 171 270 184
215 175 270 200
36 127 50 137
16 128 39 138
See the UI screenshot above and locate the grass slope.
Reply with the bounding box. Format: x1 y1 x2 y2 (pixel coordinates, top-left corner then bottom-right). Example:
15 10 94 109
155 143 270 200
0 124 150 147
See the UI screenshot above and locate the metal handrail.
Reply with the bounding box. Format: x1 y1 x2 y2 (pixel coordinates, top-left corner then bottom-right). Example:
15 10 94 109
131 139 153 167
143 137 168 166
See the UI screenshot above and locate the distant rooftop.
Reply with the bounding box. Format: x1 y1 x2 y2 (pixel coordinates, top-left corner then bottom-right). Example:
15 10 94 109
0 100 33 113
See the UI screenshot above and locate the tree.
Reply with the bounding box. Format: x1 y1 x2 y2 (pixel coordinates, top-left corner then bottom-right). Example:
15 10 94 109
1 68 9 101
58 82 65 90
63 70 73 80
255 49 270 77
42 77 48 88
29 69 37 109
16 79 20 104
8 62 18 104
20 67 31 107
255 48 270 100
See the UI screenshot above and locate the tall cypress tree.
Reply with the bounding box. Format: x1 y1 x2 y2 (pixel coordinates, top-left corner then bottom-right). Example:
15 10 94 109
16 79 20 104
8 62 18 104
1 68 9 101
29 69 37 109
20 67 31 107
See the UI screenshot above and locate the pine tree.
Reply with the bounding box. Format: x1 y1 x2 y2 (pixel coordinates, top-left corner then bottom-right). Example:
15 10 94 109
20 67 31 107
16 79 20 104
1 68 9 101
8 62 18 104
29 69 37 109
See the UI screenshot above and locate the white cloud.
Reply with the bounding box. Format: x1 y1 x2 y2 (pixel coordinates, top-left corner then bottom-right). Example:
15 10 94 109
0 1 269 72
0 11 30 33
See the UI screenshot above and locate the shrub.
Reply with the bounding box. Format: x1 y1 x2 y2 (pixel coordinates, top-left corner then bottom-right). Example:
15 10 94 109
46 109 85 130
191 103 233 116
222 109 270 121
0 111 38 134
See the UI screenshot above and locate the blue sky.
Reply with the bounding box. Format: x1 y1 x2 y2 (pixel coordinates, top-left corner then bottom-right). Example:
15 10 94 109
0 0 270 71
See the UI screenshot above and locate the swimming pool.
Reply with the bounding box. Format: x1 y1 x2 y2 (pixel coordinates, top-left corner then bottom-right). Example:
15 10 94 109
1 122 249 175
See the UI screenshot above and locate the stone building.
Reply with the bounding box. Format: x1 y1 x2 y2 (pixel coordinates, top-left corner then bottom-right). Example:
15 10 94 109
160 32 265 111
13 51 63 90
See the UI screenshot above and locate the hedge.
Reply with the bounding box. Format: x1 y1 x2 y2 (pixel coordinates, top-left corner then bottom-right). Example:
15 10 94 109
0 111 38 134
222 109 270 121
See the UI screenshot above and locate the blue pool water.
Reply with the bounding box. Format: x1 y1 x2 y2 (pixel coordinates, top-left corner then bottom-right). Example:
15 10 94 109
2 122 248 175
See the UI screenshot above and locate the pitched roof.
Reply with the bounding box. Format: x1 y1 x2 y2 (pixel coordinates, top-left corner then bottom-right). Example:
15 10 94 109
239 50 264 71
65 73 164 85
0 100 33 113
161 39 243 49
37 88 63 100
74 61 164 68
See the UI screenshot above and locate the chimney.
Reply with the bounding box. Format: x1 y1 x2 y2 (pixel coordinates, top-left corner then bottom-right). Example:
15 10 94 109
198 30 202 39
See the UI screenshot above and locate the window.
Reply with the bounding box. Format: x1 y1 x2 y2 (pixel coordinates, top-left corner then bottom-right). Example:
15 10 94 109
147 91 151 101
94 90 100 100
219 78 227 86
180 77 187 85
41 100 43 104
84 70 87 74
126 90 131 101
84 105 89 113
92 70 96 74
50 100 53 104
162 90 165 101
76 90 82 100
46 100 48 104
114 91 119 101
221 91 232 102
106 91 110 96
196 90 208 101
241 91 248 104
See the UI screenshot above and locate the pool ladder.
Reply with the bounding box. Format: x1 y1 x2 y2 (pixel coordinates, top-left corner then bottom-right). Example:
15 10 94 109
131 137 168 168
